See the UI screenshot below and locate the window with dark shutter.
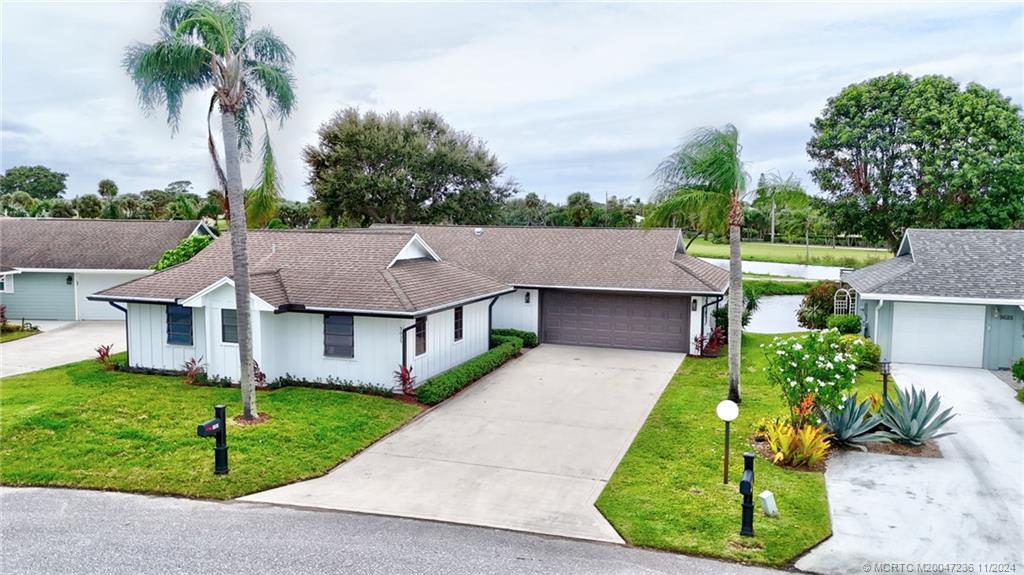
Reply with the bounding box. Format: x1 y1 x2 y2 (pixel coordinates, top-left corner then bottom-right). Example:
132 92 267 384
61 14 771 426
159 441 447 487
454 306 463 341
166 304 193 346
324 314 354 358
415 316 427 356
221 309 238 343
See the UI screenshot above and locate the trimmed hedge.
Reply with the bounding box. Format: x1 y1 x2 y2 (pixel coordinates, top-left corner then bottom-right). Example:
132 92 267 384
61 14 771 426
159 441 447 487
827 314 862 334
417 334 524 405
491 328 538 348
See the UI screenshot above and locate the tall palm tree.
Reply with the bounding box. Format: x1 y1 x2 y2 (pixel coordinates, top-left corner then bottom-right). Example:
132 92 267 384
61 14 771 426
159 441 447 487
753 172 807 243
647 125 747 402
124 0 295 419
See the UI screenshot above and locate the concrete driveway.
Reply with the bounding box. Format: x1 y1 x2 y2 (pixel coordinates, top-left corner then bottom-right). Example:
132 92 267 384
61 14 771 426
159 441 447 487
1 321 125 377
244 344 684 543
797 364 1024 574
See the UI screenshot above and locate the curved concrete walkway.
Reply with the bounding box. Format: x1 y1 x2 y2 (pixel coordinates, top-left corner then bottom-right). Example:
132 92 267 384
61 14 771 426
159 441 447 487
243 344 684 543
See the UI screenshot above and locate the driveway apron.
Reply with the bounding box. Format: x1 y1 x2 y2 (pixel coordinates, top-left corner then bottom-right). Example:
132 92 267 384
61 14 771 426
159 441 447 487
796 364 1024 573
1 321 125 377
243 344 684 543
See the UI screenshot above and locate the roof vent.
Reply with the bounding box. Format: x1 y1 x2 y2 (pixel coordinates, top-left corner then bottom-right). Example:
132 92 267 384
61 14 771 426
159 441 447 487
473 227 483 236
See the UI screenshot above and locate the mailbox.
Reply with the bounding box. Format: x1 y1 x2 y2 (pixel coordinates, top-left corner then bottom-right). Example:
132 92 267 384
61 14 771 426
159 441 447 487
739 452 755 536
196 404 228 475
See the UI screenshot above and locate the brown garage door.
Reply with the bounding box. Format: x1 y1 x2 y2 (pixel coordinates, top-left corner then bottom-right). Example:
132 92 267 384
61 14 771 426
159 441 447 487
541 290 689 352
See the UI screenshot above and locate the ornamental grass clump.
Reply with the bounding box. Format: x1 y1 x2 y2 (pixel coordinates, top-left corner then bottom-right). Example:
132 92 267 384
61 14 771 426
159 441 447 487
762 329 858 426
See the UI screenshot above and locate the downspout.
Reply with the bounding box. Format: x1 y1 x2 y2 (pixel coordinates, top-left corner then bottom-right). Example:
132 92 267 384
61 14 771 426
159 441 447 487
487 295 500 338
400 322 417 370
109 302 129 366
874 299 884 348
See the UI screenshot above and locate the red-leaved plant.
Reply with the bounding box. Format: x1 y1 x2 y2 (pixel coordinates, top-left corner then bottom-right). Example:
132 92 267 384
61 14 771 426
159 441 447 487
694 326 726 357
393 364 416 396
253 360 267 387
183 356 205 386
95 344 114 370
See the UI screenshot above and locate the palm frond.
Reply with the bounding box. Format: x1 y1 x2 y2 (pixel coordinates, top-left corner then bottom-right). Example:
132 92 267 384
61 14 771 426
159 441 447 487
245 120 282 228
122 37 212 131
244 28 294 65
245 62 296 120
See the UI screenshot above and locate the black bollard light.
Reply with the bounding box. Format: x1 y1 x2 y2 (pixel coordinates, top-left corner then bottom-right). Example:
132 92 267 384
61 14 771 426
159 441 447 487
739 452 755 537
880 359 892 401
196 404 229 475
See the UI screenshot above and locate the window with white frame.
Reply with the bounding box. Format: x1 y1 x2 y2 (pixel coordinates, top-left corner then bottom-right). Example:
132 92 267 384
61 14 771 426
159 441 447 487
0 275 11 293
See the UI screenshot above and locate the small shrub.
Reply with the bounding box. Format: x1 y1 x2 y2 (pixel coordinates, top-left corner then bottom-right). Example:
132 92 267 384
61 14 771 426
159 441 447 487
694 326 725 357
751 416 783 441
863 392 884 413
253 360 267 387
764 421 831 468
152 235 214 271
820 393 888 450
269 373 393 397
183 356 206 386
0 304 6 324
826 314 862 335
797 281 841 329
762 329 858 425
417 335 523 405
491 328 538 348
839 334 881 369
95 344 115 370
393 364 416 396
879 386 956 446
1012 357 1024 384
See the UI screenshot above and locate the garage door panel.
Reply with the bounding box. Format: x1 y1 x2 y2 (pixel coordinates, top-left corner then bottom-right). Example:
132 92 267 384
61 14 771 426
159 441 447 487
76 272 148 320
542 290 688 353
891 302 984 368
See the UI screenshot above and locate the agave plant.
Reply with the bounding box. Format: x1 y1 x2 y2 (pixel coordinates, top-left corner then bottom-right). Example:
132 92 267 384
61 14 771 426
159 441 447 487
820 394 889 450
879 386 957 446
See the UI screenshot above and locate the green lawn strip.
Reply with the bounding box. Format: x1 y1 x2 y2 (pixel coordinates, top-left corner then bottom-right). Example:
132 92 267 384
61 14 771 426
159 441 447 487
596 332 832 566
686 238 890 268
0 354 420 499
0 330 39 343
745 279 821 296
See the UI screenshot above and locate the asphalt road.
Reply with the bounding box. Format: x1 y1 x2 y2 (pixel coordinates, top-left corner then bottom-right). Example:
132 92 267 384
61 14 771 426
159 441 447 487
1 487 783 575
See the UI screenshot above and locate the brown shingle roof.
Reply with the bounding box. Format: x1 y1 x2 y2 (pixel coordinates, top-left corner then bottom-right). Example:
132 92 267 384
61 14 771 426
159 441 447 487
372 225 729 294
94 229 512 315
0 218 205 270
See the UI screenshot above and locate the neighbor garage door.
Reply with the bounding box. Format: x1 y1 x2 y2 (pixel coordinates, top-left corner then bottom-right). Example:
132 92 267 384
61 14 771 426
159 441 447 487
891 301 985 367
76 272 148 320
541 290 689 352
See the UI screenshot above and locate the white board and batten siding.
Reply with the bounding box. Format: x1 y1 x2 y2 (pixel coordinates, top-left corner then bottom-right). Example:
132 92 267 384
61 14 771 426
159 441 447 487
127 302 206 371
491 289 538 333
890 301 986 368
409 299 491 381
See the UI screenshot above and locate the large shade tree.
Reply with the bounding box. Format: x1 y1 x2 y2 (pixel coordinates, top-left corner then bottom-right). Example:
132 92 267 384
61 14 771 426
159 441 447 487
647 125 747 402
808 73 1024 250
0 165 68 199
124 0 295 419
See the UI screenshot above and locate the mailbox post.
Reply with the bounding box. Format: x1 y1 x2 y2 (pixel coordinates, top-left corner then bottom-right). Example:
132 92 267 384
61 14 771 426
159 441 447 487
739 452 755 537
196 404 228 475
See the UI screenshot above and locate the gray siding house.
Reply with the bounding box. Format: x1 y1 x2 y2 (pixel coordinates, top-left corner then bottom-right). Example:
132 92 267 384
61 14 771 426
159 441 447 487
845 229 1024 370
0 218 211 321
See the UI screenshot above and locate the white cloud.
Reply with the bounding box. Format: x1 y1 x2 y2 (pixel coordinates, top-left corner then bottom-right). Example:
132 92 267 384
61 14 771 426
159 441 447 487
1 1 1020 203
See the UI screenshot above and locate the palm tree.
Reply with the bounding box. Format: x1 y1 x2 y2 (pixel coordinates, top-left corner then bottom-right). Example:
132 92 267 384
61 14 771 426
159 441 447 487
783 206 825 261
647 125 747 402
124 0 295 419
753 172 807 243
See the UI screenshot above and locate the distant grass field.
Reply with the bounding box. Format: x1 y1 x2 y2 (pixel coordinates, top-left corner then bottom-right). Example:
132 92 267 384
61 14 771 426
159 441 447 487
687 238 890 268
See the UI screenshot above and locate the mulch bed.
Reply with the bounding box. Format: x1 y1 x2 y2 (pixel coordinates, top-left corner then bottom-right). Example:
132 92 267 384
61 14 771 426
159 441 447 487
232 412 272 426
862 441 942 458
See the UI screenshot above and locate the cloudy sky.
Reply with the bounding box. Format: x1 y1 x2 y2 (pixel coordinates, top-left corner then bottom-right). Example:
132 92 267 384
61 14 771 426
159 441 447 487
2 2 1021 203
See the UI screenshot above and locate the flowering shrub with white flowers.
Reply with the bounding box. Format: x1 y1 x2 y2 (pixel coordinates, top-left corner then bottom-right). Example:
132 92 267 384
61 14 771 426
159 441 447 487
762 329 858 426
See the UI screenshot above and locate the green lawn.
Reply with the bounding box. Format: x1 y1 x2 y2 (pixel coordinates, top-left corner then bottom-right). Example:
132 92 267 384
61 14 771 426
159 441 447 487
745 278 822 296
0 354 420 499
0 329 38 343
687 238 890 268
596 332 832 566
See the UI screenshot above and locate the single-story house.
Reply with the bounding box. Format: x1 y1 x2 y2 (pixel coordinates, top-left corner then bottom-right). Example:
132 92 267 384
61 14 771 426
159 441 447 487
845 228 1024 370
0 218 212 321
90 226 727 387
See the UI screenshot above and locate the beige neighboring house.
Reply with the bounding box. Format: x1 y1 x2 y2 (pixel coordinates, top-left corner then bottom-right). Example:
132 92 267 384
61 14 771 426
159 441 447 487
90 226 728 388
0 218 212 321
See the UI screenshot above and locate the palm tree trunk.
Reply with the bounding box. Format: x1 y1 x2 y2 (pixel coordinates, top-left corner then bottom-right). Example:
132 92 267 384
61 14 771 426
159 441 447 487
727 197 742 403
220 110 258 419
770 200 776 244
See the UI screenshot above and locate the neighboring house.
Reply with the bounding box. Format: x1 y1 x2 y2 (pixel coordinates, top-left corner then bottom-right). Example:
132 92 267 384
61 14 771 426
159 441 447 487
845 229 1024 370
90 226 727 387
0 218 212 321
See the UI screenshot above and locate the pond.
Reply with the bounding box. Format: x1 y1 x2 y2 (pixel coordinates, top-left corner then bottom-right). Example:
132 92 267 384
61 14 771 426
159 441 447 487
746 295 807 334
701 258 843 280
